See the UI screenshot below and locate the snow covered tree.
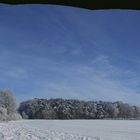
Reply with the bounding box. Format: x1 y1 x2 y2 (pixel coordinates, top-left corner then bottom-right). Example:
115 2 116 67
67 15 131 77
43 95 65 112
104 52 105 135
0 90 22 121
0 106 7 121
0 90 16 114
18 98 140 120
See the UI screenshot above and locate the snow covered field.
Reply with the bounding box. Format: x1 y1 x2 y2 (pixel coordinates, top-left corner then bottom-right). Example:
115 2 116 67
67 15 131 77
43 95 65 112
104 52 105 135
0 120 140 140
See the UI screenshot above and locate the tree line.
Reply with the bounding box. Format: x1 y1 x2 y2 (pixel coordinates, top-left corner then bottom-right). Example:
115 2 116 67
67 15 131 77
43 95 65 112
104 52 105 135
18 98 140 119
0 90 140 121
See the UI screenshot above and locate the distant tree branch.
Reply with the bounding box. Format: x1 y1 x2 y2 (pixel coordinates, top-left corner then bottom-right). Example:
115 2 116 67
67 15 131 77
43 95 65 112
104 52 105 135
0 0 140 10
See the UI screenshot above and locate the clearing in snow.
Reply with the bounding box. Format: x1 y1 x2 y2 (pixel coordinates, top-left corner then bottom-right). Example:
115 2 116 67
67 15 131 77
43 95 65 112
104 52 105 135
0 120 140 140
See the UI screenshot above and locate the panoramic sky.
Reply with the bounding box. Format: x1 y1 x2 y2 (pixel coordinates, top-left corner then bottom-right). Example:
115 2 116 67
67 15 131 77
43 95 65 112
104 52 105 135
0 5 140 105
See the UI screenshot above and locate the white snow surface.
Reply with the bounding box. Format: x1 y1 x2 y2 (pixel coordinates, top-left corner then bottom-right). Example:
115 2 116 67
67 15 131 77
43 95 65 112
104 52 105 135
0 120 140 140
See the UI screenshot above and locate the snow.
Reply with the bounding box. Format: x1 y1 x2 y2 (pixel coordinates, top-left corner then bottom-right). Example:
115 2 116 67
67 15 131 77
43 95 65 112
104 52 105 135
0 120 140 140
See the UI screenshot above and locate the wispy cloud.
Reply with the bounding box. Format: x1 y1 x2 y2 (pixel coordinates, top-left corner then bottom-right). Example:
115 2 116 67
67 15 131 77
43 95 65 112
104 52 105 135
4 68 28 79
0 5 140 105
24 55 140 105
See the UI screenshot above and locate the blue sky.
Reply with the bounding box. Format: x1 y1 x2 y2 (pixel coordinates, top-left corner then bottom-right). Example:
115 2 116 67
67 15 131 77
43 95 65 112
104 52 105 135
0 5 140 105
